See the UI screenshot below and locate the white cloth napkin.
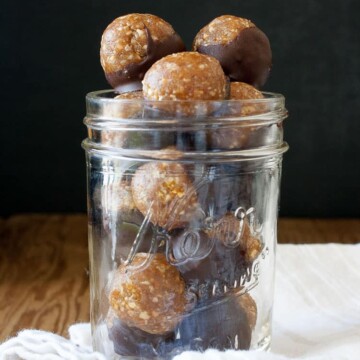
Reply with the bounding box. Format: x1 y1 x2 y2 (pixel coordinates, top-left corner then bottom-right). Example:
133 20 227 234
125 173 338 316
0 324 106 360
1 244 359 360
271 244 360 360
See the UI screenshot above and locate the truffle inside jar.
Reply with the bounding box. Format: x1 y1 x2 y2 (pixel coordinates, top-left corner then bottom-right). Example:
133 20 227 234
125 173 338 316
109 253 189 335
131 161 199 230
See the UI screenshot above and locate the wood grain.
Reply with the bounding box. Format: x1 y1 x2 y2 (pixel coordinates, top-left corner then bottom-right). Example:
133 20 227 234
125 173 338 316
0 215 359 342
0 215 89 341
278 218 360 244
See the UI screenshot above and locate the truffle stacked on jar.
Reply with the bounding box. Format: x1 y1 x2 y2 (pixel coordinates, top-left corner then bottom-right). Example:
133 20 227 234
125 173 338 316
90 12 279 359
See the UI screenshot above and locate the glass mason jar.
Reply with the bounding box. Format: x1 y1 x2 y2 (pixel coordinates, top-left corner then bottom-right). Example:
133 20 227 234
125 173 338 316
82 90 288 359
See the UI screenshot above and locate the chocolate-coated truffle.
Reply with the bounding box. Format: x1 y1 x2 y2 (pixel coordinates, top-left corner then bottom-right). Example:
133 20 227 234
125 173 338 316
193 15 272 88
170 234 248 300
169 213 262 299
131 162 199 230
100 14 185 91
108 315 175 358
109 253 188 334
142 52 227 101
115 221 156 263
177 295 251 351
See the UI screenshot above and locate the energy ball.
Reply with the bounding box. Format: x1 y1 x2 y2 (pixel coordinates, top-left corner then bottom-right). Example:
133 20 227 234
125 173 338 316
193 15 272 88
209 213 262 263
109 180 154 260
170 213 262 299
109 253 188 335
171 230 249 299
108 314 175 358
169 230 215 270
101 179 142 222
99 91 143 148
230 81 266 116
239 293 257 330
142 52 227 101
115 90 144 100
100 14 185 91
99 91 175 150
208 83 269 150
131 162 198 230
231 82 263 101
177 295 251 351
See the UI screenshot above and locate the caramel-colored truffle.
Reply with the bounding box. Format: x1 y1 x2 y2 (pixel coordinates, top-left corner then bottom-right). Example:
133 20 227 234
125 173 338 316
107 179 138 214
230 82 263 101
193 15 272 88
208 213 262 263
142 52 227 101
97 91 143 148
100 14 185 91
101 179 154 261
209 82 265 150
109 253 188 334
115 90 144 100
131 162 198 230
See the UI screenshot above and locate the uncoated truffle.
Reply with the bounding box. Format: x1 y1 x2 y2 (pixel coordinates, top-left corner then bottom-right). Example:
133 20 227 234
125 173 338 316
209 82 265 150
109 253 188 335
209 213 262 263
142 52 227 101
131 161 198 230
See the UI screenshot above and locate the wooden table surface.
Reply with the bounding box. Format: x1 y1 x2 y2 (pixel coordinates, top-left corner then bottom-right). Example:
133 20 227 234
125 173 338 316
0 214 359 342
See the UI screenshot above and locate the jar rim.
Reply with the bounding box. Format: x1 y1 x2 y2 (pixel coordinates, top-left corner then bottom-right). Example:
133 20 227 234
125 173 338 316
84 90 288 160
86 89 285 105
85 90 287 127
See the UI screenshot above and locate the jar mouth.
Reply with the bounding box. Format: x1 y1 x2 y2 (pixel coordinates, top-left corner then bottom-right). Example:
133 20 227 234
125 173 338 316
83 89 288 160
85 90 287 127
86 89 285 104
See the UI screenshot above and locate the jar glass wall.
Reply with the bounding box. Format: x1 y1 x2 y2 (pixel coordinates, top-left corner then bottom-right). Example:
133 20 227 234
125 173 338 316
83 91 288 359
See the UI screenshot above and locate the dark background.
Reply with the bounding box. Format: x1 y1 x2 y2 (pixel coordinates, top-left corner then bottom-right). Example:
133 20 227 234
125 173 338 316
1 0 359 217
